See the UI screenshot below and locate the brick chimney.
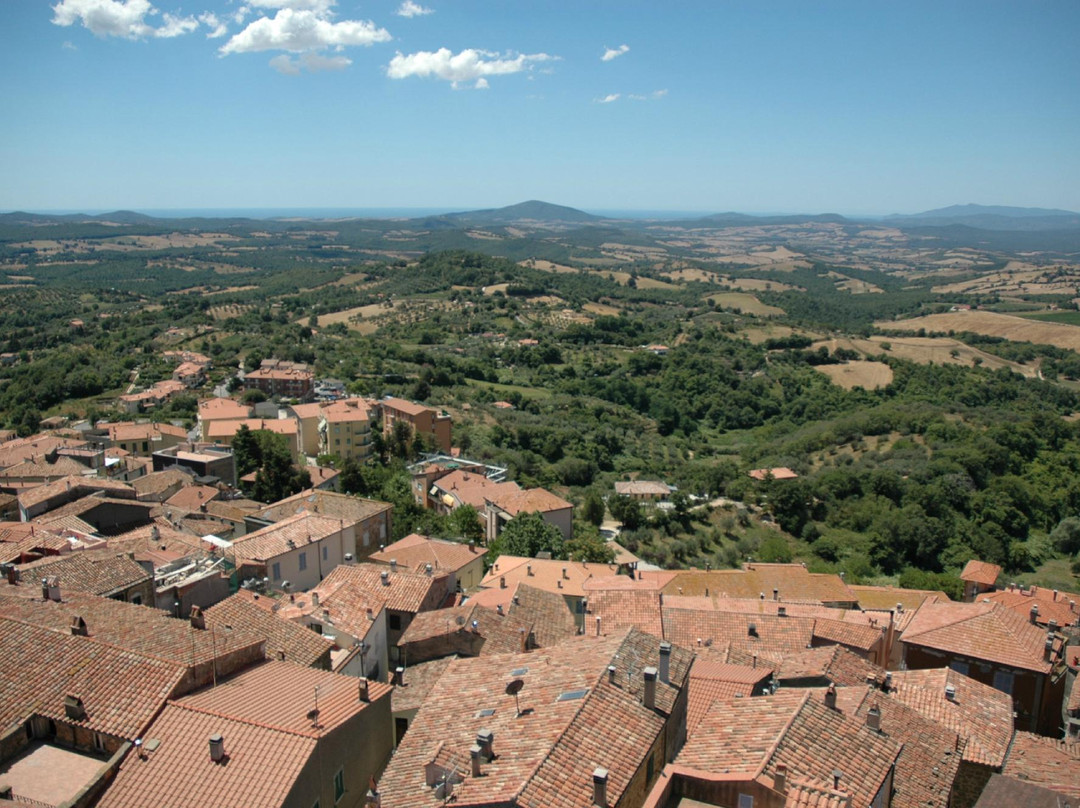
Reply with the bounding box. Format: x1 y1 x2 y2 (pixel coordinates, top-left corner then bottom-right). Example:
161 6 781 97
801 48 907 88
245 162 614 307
476 730 494 761
643 667 658 710
190 606 205 630
865 705 881 732
659 641 672 684
773 763 788 794
824 684 837 710
592 767 609 808
64 694 86 721
470 744 483 778
1030 604 1040 624
499 576 506 589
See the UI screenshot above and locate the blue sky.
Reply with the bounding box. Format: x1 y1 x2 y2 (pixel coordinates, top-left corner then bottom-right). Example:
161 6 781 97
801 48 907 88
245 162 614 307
2 0 1078 214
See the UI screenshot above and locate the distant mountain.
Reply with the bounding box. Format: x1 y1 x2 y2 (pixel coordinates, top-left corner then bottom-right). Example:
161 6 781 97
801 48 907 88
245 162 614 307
671 212 849 228
444 200 604 224
885 204 1080 232
0 210 159 226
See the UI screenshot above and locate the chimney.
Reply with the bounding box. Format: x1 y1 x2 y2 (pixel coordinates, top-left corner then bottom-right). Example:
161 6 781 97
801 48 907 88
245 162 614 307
390 559 397 572
496 604 504 616
358 679 369 703
1054 589 1059 601
824 684 837 710
773 587 779 601
774 763 788 794
380 571 390 586
70 616 88 636
896 602 903 614
592 767 609 808
64 694 86 721
1045 635 1055 661
311 592 319 608
393 666 405 685
832 770 843 791
277 649 286 661
425 563 433 577
1030 605 1040 624
882 672 892 692
1049 619 1059 632
865 705 881 732
5 566 17 586
562 567 569 580
527 563 533 577
499 576 506 589
595 616 602 636
519 629 528 652
470 744 483 778
209 733 225 762
608 665 616 684
190 606 205 630
469 540 476 553
659 641 672 685
643 667 657 710
344 553 354 564
557 580 563 589
476 730 494 761
945 684 956 701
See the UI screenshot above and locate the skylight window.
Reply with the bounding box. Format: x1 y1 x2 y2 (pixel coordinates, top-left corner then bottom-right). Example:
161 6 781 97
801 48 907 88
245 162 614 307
557 689 589 702
476 708 496 717
511 667 529 676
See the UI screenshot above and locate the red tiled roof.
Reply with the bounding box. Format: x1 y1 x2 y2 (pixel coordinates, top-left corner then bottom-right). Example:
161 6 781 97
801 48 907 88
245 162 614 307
97 702 317 808
1002 732 1080 800
748 467 799 481
775 645 883 686
431 470 520 510
983 583 1080 627
686 661 772 738
229 512 343 562
370 533 483 575
381 397 433 417
398 602 532 656
506 582 578 648
586 587 664 638
486 486 573 516
662 564 856 605
481 555 622 600
887 667 1014 767
663 608 817 658
289 562 447 615
17 551 150 597
392 656 458 714
903 599 1061 673
961 559 1002 587
204 593 331 669
164 485 220 512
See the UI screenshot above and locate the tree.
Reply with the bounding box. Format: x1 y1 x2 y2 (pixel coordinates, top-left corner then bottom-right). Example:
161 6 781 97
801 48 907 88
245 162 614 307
582 489 606 527
447 504 484 544
232 424 260 477
488 512 566 561
566 523 616 563
608 494 642 530
242 388 267 405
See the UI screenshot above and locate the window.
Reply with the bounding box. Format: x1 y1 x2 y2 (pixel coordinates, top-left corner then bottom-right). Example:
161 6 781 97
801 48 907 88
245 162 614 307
93 733 107 753
299 552 307 571
738 795 754 808
322 546 328 561
142 441 149 452
993 670 1015 694
389 614 401 631
333 769 345 802
949 660 969 676
272 562 282 581
646 753 654 781
130 594 142 605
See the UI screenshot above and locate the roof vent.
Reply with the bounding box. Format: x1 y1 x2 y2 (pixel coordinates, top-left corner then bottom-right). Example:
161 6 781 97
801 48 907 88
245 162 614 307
425 563 433 576
777 605 787 618
608 665 616 684
70 616 88 637
527 563 533 576
748 622 758 637
209 734 225 763
64 694 86 721
500 576 506 589
832 769 843 790
562 567 568 580
496 604 504 616
43 577 61 602
380 571 390 586
945 684 956 701
824 684 837 710
344 553 354 564
773 587 779 601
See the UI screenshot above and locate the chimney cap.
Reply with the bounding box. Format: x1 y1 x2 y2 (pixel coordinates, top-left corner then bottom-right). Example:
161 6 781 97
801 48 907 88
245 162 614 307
592 767 609 783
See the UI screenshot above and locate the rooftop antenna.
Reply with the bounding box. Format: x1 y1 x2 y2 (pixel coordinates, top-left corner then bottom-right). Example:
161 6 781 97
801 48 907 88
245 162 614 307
307 685 320 728
505 678 525 717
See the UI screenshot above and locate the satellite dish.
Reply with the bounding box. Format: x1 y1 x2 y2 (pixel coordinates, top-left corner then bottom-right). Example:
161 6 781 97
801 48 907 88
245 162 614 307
455 615 467 627
505 679 524 696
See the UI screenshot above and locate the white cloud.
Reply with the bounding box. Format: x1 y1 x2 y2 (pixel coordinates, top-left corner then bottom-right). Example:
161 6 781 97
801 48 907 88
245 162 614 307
596 93 620 104
396 1 432 17
221 8 390 54
198 11 228 37
474 77 489 90
155 11 198 37
52 0 155 38
386 48 555 88
270 50 350 73
233 6 249 24
628 89 668 101
62 40 78 49
601 44 629 62
245 0 335 12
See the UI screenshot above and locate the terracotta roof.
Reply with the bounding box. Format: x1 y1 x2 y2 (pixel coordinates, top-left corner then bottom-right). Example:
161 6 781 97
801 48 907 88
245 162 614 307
370 533 483 575
0 589 263 672
973 774 1078 808
245 366 313 381
17 551 150 597
983 583 1080 627
229 512 344 562
381 397 435 417
106 523 212 564
887 667 1014 767
775 645 883 686
105 422 187 442
0 455 87 481
686 661 772 738
431 470 520 510
1002 732 1080 800
662 564 856 605
204 592 331 668
16 475 135 510
131 468 192 498
663 607 817 658
392 656 458 714
249 488 391 526
0 436 89 470
961 559 1002 587
903 599 1062 673
197 397 252 421
205 418 298 440
505 582 578 648
586 587 664 638
486 486 573 516
285 562 447 616
398 601 533 656
614 481 671 496
848 584 947 613
97 702 317 808
164 485 220 511
748 467 799 481
582 570 678 591
683 690 900 808
854 690 965 808
377 629 689 808
0 617 185 740
482 555 622 600
175 659 390 738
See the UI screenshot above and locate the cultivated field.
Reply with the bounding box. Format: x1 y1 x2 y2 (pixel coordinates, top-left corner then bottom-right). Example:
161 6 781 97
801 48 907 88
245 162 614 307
519 259 580 274
880 311 1080 353
706 292 786 317
814 335 1039 376
814 361 893 390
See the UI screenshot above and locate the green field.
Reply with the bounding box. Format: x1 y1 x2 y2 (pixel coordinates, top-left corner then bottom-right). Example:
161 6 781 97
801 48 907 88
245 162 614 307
1019 310 1080 326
